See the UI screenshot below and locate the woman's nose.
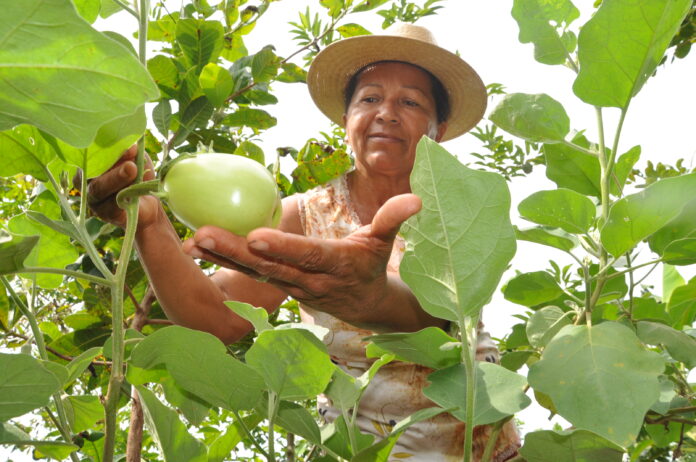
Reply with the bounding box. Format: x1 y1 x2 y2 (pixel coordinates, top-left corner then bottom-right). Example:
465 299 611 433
376 100 399 123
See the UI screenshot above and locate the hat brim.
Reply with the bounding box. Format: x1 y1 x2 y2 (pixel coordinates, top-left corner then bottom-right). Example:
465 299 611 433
307 34 487 142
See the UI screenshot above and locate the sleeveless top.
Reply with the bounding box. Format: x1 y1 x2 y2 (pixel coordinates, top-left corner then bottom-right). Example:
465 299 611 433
296 175 521 461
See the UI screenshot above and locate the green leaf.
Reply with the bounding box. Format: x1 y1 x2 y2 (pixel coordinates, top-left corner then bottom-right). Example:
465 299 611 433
207 413 263 462
277 62 307 84
153 100 173 137
337 23 371 38
137 386 208 462
401 137 516 321
663 238 696 266
62 395 104 433
8 191 81 288
199 63 235 107
515 226 577 252
365 327 460 369
489 93 570 143
528 322 665 447
0 125 56 181
573 0 692 108
519 429 624 462
147 55 180 94
129 326 264 411
291 144 353 192
267 400 322 445
0 353 62 421
221 32 247 62
511 0 580 65
504 271 564 307
0 233 39 275
423 362 531 425
245 328 334 400
0 0 158 147
171 96 214 146
0 422 79 460
64 347 102 387
223 107 277 130
250 46 280 83
100 0 123 18
320 0 344 18
527 306 573 348
352 0 390 12
601 173 696 257
637 321 696 368
648 197 696 257
324 367 361 412
224 301 272 332
663 264 686 302
72 0 101 23
518 189 596 234
160 377 210 426
235 140 265 164
650 375 677 415
500 350 536 372
176 19 224 71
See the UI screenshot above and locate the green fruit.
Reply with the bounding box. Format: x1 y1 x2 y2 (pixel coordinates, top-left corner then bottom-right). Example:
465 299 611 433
162 153 282 236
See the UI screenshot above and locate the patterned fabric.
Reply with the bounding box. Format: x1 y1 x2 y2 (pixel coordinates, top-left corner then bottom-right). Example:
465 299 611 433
296 175 521 461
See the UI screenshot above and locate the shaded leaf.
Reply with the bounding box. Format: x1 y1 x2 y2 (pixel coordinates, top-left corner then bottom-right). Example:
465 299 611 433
224 301 272 332
0 353 62 421
489 93 570 143
528 322 665 447
526 306 573 348
520 428 624 462
401 137 516 321
504 271 564 308
573 0 691 108
366 327 460 369
0 233 39 275
62 395 104 433
423 362 531 425
64 346 102 387
0 125 55 181
0 0 157 147
637 321 696 368
223 107 277 130
207 413 263 462
153 100 173 137
515 226 577 252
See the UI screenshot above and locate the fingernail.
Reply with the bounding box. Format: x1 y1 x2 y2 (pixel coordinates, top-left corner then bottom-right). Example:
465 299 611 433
120 164 131 178
197 238 215 250
248 240 269 251
186 248 203 259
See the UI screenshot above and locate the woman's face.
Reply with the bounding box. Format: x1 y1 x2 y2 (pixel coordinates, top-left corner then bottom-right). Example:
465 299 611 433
343 61 448 178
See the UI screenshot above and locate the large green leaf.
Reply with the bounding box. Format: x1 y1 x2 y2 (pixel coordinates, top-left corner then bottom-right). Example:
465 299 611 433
518 189 596 234
573 0 691 108
199 63 234 107
511 0 580 65
601 173 696 257
365 327 460 369
176 19 224 72
0 0 158 147
423 362 531 425
0 233 39 275
528 322 665 447
223 107 277 130
0 421 79 459
515 226 577 252
160 377 210 426
8 191 80 288
489 93 570 143
0 353 63 421
648 198 696 257
257 399 322 445
400 137 516 321
245 328 334 400
526 306 573 348
129 326 264 411
519 429 624 462
137 386 208 462
637 321 696 368
503 271 564 308
0 125 55 181
62 395 104 433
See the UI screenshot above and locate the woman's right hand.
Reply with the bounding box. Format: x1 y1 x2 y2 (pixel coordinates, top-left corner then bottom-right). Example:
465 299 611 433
80 145 160 229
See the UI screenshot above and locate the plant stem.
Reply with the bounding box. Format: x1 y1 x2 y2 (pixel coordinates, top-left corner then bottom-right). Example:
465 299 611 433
458 314 478 462
267 392 279 462
560 139 597 157
343 408 359 456
231 410 271 459
79 150 88 226
136 0 150 183
111 0 139 18
481 417 510 462
1 277 80 462
7 267 110 286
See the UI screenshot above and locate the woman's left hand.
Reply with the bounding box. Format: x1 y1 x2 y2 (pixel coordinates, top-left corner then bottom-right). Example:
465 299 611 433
182 194 433 331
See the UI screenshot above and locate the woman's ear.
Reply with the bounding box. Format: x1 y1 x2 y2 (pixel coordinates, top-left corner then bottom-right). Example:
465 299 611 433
434 122 448 142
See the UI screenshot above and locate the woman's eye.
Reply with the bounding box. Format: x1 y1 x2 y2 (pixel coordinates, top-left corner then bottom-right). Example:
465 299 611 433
362 96 377 103
404 99 419 107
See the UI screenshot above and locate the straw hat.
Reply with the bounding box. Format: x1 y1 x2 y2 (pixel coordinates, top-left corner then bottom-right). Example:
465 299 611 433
306 23 487 141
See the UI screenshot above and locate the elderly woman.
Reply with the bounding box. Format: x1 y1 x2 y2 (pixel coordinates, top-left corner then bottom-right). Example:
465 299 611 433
87 23 519 462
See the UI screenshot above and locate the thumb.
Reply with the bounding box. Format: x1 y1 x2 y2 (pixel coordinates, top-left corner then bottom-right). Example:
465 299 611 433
370 193 422 241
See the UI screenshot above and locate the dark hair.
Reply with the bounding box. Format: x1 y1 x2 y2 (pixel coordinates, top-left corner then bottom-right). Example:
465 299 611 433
343 60 451 124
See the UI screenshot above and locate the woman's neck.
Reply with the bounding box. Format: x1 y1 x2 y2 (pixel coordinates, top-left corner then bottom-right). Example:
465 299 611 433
346 169 411 225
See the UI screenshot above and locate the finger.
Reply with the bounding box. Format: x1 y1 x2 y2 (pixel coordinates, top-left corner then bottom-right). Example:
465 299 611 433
87 161 138 204
369 193 422 241
246 228 338 272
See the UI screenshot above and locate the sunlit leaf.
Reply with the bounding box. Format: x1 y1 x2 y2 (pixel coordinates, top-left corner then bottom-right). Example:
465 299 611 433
223 107 277 130
200 63 235 107
0 353 62 421
401 137 516 320
423 362 531 425
352 0 390 12
176 19 224 71
518 189 596 234
0 0 157 147
224 301 272 332
0 125 55 181
337 23 371 38
520 428 624 462
515 226 577 252
601 173 696 257
573 0 691 108
489 93 570 143
504 271 564 308
511 0 580 65
528 322 665 447
246 328 334 400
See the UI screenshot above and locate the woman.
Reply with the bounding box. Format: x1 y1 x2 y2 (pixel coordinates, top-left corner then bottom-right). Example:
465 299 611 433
87 23 519 461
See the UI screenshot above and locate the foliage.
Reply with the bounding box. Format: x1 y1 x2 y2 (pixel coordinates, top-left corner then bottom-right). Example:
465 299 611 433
0 0 694 461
